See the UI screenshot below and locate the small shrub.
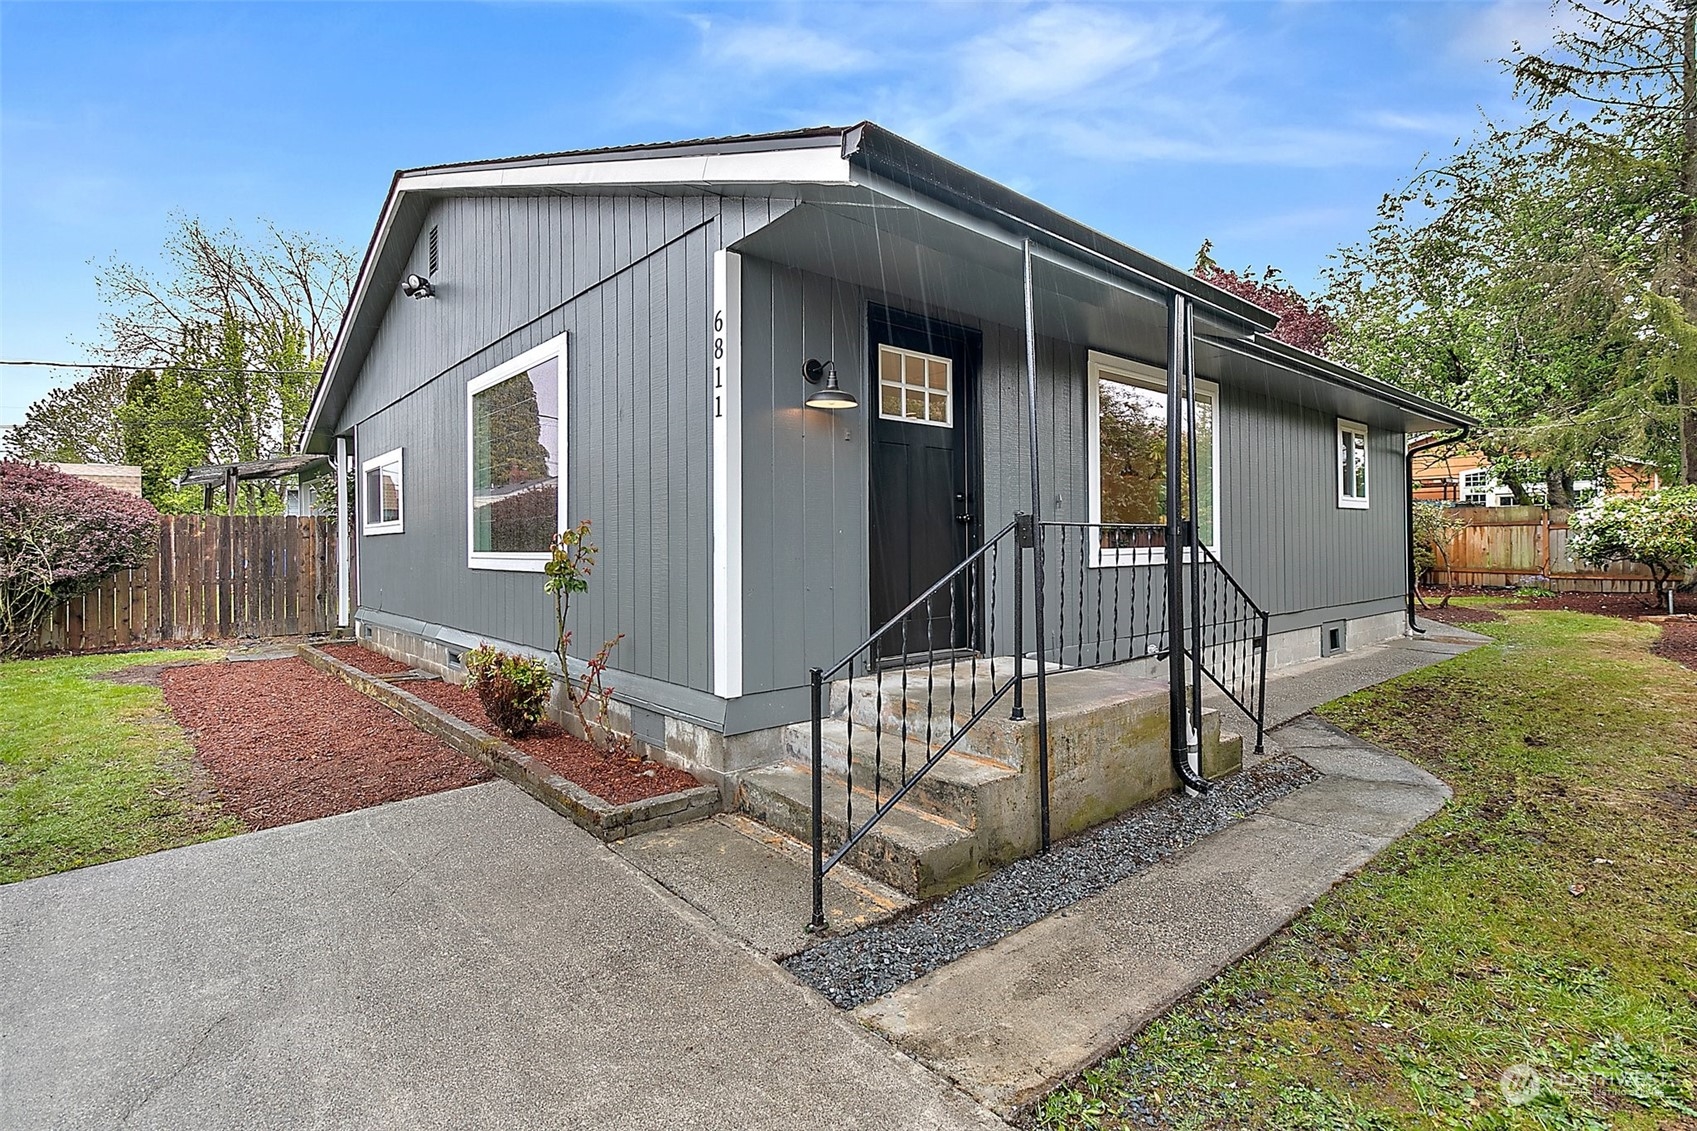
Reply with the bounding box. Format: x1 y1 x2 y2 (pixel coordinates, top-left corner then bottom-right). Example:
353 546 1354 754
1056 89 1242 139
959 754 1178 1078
1515 583 1558 599
463 645 552 738
1412 501 1469 608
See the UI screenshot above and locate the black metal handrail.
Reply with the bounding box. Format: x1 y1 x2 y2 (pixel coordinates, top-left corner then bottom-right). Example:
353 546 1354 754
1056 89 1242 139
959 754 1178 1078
1192 542 1270 756
809 518 1027 931
805 518 1270 932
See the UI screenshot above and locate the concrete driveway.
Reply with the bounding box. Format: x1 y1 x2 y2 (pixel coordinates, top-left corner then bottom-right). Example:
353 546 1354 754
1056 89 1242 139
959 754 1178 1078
0 783 1002 1131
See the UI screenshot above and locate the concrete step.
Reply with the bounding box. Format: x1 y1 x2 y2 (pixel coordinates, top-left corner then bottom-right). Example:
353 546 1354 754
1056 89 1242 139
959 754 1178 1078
780 719 1024 829
1208 729 1246 777
736 764 979 898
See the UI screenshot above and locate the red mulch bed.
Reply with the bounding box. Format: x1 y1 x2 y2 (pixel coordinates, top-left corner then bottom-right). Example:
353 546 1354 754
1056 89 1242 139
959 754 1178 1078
406 679 702 805
161 658 492 828
317 641 415 676
1652 619 1697 672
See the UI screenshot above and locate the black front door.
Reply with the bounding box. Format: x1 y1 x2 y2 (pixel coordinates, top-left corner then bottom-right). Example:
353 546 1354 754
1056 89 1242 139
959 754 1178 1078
867 305 980 664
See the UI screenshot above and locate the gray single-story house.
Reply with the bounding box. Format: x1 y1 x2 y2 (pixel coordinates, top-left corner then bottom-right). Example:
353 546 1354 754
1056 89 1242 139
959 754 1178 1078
301 123 1469 873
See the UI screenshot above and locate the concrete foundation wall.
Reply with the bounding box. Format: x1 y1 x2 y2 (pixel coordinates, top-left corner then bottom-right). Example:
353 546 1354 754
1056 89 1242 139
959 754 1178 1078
354 603 1402 798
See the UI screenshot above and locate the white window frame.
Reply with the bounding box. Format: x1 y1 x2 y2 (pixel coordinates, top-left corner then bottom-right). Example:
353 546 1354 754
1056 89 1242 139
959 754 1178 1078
1459 468 1490 507
360 447 405 535
876 343 954 428
465 331 569 572
1086 350 1220 567
1337 418 1370 510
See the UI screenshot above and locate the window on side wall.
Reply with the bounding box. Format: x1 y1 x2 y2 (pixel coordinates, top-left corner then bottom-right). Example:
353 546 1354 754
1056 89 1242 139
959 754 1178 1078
466 332 568 571
1460 468 1489 506
1087 351 1218 565
1337 418 1369 509
362 448 404 535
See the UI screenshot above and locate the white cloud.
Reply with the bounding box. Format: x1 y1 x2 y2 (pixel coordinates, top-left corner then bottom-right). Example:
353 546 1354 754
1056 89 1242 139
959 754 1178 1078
693 16 875 75
952 5 1222 107
619 2 1489 174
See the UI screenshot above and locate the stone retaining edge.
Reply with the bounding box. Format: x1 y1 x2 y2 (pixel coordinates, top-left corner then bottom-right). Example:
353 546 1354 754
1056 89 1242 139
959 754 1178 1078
297 644 720 841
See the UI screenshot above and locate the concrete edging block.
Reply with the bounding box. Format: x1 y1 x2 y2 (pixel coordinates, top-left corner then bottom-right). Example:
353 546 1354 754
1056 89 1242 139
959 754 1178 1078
297 644 720 841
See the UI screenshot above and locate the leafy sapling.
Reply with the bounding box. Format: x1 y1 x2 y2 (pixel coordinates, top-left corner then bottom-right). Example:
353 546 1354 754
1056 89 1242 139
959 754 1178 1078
544 519 629 754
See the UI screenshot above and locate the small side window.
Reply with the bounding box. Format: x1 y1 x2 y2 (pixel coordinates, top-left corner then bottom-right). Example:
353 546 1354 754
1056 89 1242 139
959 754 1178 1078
1337 419 1369 509
362 447 404 535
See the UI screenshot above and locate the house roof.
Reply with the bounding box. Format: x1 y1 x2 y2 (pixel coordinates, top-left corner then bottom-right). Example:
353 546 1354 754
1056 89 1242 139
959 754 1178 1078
301 122 1473 451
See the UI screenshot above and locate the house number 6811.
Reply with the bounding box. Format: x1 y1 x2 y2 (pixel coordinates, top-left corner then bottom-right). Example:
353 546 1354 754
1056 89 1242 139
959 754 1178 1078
713 308 725 418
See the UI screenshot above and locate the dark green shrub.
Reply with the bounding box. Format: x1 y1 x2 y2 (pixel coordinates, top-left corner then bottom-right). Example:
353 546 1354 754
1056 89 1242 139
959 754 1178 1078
464 645 552 738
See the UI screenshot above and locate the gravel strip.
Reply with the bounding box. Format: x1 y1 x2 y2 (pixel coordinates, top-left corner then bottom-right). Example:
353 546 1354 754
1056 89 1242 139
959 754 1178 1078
781 755 1320 1008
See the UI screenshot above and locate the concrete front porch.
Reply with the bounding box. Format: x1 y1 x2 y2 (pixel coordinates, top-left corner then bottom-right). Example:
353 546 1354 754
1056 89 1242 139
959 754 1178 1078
734 658 1244 899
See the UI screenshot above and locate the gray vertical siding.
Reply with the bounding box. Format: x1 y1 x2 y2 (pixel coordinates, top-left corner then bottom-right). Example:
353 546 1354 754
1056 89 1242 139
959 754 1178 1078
338 189 1410 733
338 191 794 704
735 262 1412 703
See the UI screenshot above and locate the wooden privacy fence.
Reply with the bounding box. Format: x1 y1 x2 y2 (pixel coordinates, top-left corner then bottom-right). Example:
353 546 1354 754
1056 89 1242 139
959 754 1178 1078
35 515 336 652
1426 505 1655 594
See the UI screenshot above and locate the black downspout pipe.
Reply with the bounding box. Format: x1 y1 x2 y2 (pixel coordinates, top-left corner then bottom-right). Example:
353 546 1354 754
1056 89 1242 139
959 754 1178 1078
1406 427 1471 634
1022 240 1052 852
1166 293 1210 794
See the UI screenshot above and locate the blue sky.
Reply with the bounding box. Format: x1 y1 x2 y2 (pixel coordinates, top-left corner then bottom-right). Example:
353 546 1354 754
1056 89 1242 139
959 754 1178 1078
0 0 1560 430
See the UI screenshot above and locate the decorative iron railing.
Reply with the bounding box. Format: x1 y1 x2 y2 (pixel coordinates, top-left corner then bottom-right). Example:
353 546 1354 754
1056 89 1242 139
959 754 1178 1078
808 518 1030 929
805 517 1269 931
1037 521 1170 670
1191 541 1271 755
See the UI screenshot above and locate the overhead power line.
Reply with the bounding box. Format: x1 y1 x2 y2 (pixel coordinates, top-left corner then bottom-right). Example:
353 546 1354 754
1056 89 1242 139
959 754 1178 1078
1 359 319 377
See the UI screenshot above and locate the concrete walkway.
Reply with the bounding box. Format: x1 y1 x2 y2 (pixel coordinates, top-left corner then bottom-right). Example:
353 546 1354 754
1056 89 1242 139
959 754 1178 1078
851 716 1456 1115
0 783 1002 1131
844 625 1490 1116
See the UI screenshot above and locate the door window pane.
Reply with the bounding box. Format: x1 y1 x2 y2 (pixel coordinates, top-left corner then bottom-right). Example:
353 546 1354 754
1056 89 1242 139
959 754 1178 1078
877 344 953 428
471 358 560 553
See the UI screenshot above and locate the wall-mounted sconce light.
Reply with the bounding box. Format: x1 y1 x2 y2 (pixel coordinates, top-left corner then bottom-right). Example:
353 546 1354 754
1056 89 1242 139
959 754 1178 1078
803 359 858 410
401 273 435 299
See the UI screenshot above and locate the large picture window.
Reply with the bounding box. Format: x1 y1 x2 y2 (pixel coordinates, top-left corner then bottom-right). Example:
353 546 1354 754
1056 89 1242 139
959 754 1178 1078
466 334 568 571
361 447 404 535
1087 351 1218 565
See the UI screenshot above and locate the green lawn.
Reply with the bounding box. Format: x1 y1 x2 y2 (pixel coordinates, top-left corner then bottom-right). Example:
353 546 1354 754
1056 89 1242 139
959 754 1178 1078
0 650 244 883
1038 608 1697 1130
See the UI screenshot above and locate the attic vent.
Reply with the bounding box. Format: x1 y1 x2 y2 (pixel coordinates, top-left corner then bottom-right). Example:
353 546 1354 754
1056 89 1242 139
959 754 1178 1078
428 225 439 275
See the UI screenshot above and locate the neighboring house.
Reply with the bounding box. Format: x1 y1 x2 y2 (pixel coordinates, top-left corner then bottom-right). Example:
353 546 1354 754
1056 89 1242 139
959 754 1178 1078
1412 444 1662 507
299 124 1469 874
49 463 143 497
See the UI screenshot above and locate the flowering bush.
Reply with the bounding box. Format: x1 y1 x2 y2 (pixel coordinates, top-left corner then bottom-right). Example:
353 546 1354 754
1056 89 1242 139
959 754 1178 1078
1568 486 1697 596
463 644 553 738
0 460 159 656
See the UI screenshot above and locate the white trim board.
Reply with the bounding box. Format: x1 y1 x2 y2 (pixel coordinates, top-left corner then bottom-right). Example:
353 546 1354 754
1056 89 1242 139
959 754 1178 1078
401 148 853 195
711 250 744 700
464 331 570 573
